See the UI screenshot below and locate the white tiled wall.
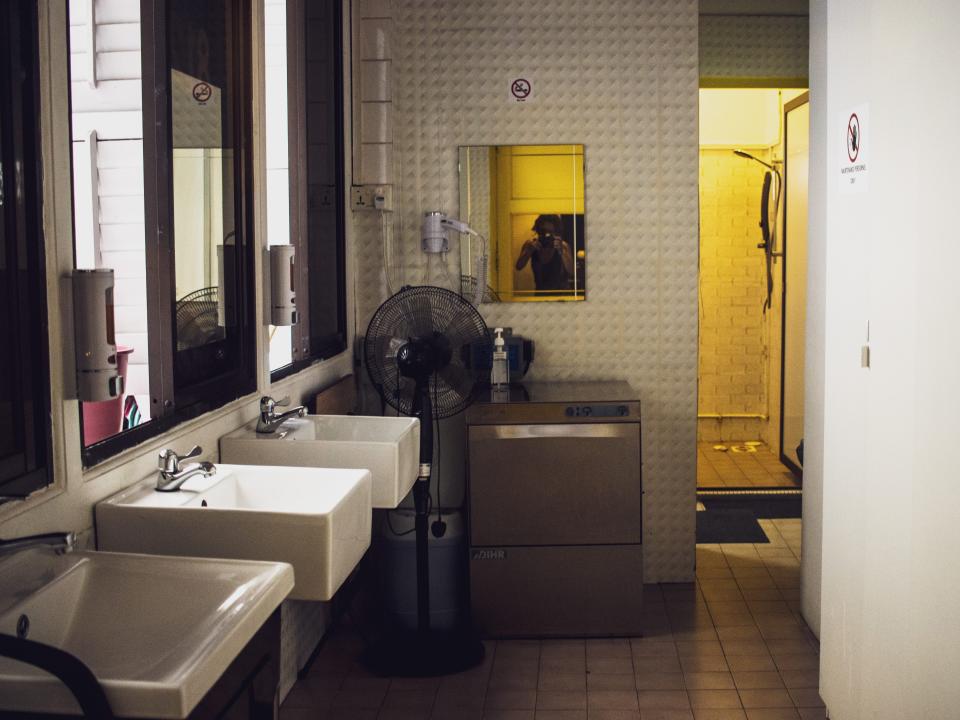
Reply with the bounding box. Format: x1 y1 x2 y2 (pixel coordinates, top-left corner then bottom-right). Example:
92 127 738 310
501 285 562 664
351 0 700 582
697 149 771 442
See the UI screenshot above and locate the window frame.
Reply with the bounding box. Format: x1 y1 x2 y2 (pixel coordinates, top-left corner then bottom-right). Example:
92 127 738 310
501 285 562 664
81 0 258 467
269 0 347 382
0 0 52 502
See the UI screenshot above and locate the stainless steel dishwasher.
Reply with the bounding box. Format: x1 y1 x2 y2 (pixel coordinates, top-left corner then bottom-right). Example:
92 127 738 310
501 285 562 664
465 381 642 637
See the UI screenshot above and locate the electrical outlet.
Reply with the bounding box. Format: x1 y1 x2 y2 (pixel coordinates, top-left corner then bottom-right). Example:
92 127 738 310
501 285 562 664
350 186 369 209
351 184 392 211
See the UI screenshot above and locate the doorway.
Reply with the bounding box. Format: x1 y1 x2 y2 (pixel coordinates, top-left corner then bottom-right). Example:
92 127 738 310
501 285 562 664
696 88 809 501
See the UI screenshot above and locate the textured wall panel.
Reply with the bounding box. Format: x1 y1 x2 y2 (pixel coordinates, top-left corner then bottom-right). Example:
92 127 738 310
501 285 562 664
460 146 492 279
279 600 330 700
700 15 809 84
352 0 699 581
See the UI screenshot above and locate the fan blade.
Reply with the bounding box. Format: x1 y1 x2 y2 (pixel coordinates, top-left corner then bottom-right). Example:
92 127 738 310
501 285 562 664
436 360 474 396
440 318 486 356
392 375 417 414
398 289 436 338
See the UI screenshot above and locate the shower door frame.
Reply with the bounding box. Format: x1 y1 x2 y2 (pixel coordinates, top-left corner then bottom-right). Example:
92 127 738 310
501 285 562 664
778 91 810 477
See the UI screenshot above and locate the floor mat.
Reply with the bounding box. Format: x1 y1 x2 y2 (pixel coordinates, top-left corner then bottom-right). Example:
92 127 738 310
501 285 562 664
699 492 802 519
696 508 769 544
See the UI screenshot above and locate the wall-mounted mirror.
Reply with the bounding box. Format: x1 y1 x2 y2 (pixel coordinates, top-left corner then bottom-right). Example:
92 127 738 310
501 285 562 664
459 144 586 302
166 2 251 393
170 46 232 355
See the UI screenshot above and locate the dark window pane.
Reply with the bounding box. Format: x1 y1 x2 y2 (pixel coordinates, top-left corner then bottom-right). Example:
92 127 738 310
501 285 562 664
0 1 51 499
303 0 345 359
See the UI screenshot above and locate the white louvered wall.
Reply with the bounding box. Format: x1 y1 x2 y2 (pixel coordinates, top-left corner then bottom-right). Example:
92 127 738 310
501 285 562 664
68 0 149 417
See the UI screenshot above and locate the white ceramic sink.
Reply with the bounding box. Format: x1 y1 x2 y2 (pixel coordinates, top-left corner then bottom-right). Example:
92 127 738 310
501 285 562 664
220 415 419 509
96 463 371 601
0 548 292 718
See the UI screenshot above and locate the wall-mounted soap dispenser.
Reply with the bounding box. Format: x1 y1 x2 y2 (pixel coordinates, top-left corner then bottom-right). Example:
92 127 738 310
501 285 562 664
269 245 297 326
72 268 123 402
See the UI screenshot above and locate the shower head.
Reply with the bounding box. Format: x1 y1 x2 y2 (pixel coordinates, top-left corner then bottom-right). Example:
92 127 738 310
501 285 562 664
733 149 776 171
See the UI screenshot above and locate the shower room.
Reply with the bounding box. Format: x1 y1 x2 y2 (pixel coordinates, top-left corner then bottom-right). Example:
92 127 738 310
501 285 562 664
697 88 809 493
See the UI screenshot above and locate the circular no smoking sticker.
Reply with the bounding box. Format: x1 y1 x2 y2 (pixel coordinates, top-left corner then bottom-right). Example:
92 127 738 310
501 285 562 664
192 82 212 104
510 78 532 102
846 112 860 162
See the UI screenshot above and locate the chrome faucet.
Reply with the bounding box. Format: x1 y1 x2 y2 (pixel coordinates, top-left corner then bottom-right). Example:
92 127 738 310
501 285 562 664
0 531 76 558
256 395 307 434
156 445 216 492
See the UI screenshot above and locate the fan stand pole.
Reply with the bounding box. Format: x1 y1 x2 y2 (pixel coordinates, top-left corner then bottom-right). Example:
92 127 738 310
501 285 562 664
412 476 431 633
412 379 434 635
361 379 486 677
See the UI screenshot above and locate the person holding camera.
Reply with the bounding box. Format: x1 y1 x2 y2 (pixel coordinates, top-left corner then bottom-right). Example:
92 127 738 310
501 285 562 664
515 214 574 292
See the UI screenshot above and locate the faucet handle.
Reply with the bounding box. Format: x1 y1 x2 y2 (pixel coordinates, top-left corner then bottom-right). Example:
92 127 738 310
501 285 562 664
181 445 202 460
158 445 202 473
259 395 290 415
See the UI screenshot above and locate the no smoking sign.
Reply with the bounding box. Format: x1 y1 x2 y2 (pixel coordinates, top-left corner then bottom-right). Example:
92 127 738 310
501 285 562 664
839 103 869 194
508 76 534 104
846 113 860 162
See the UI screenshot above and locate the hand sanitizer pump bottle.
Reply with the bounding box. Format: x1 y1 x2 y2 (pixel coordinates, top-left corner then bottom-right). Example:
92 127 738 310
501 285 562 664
491 328 509 388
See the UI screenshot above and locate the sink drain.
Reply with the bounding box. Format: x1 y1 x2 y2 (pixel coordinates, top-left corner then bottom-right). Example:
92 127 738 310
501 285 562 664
16 614 29 639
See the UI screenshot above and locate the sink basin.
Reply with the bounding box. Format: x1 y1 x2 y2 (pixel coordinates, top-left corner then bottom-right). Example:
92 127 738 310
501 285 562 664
96 463 371 601
0 548 292 718
220 415 419 509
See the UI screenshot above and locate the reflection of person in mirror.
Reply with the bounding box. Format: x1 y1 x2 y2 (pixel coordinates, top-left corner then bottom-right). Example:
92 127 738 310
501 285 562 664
515 214 573 291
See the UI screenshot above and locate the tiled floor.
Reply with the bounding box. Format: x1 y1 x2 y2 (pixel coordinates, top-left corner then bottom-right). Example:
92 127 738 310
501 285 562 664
280 519 822 720
697 442 800 489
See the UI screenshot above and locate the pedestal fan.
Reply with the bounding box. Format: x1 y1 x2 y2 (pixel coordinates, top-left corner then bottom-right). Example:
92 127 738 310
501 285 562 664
363 285 491 676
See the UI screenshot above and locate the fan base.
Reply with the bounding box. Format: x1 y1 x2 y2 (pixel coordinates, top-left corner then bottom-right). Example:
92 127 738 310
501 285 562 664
362 627 486 677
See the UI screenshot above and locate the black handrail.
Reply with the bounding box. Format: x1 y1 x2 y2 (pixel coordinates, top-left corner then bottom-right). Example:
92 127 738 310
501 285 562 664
0 633 115 719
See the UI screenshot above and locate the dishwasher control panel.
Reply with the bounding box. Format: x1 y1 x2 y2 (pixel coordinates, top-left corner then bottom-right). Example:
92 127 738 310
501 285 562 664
564 404 631 418
466 381 640 424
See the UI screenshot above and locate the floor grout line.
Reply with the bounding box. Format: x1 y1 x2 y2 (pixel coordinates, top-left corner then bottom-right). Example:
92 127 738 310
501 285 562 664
283 537 821 719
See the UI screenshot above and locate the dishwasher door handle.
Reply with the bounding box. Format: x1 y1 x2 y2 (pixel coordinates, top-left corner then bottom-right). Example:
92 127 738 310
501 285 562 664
481 423 634 440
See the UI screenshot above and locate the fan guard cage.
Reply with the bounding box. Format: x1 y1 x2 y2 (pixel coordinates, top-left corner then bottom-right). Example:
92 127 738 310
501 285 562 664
365 285 491 419
175 286 221 350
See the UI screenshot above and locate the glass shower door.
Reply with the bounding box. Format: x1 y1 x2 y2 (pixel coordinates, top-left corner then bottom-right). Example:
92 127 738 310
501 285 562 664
780 94 809 473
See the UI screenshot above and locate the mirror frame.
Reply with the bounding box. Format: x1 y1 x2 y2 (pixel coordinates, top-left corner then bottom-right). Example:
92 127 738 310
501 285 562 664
458 144 586 303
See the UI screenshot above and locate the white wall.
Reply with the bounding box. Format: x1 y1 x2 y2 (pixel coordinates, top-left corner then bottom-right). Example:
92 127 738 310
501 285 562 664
264 0 293 370
800 0 826 640
811 1 960 717
699 88 783 148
